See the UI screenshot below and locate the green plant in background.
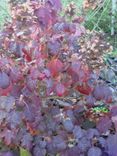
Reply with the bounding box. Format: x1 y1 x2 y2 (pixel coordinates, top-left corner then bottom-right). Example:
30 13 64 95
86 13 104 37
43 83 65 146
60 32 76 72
104 50 117 60
62 0 117 49
0 0 10 28
85 0 111 33
62 0 83 8
62 0 112 32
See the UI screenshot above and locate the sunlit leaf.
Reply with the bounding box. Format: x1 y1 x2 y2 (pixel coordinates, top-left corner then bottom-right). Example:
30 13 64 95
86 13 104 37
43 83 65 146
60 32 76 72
20 147 32 156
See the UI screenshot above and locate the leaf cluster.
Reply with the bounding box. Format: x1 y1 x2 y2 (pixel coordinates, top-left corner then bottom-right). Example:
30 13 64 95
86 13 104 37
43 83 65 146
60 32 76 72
0 0 116 155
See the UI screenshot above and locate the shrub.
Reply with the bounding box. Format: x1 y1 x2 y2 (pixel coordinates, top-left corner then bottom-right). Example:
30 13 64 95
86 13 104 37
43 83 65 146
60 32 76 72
0 0 115 155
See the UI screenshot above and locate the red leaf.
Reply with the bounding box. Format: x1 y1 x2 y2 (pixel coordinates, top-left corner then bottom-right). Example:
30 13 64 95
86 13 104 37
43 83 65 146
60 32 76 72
47 58 63 77
22 48 32 62
105 96 112 103
76 82 93 95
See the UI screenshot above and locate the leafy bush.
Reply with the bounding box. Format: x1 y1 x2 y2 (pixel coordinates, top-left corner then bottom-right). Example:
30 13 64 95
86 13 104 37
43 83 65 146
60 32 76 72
0 0 116 155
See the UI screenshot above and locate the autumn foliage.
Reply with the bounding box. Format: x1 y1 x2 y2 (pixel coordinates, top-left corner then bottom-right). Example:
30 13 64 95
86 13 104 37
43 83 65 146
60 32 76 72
0 0 115 155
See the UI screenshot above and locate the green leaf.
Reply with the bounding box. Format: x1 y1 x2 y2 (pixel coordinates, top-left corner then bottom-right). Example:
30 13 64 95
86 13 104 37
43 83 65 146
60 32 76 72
20 147 31 156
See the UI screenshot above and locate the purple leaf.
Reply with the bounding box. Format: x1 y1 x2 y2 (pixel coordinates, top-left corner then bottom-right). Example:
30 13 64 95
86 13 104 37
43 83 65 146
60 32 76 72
107 133 117 156
21 132 33 149
24 105 35 122
7 111 22 128
9 42 23 57
78 137 91 152
10 67 22 83
86 95 96 106
0 151 15 156
0 96 15 112
64 146 81 156
46 0 61 11
33 146 46 156
0 110 7 124
93 85 105 100
71 61 81 74
26 76 37 91
98 137 106 148
88 147 102 156
63 118 74 132
93 85 112 103
86 128 99 139
111 116 117 132
96 116 112 133
34 7 52 28
110 105 117 116
10 84 22 98
0 72 10 89
56 83 65 96
73 126 84 139
48 39 61 55
53 135 66 151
